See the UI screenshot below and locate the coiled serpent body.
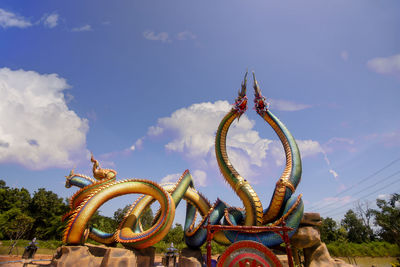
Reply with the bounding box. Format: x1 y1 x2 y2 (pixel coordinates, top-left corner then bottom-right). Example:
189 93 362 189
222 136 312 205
62 73 304 249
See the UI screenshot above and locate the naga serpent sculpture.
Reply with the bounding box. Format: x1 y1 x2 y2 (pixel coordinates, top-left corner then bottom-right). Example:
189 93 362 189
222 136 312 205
62 72 303 249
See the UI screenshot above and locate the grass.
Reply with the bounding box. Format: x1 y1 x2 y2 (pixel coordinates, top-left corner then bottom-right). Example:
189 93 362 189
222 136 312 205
2 239 398 258
0 240 62 256
327 241 400 257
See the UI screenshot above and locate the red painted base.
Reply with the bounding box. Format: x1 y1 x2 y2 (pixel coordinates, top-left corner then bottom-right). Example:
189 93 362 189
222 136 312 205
217 240 283 267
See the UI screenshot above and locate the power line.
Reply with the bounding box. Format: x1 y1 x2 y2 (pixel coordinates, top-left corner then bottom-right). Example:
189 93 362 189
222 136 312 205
308 157 400 211
321 180 400 218
314 170 400 213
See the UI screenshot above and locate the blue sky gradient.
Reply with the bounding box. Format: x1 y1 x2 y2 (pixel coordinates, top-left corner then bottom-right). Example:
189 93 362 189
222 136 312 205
1 0 399 224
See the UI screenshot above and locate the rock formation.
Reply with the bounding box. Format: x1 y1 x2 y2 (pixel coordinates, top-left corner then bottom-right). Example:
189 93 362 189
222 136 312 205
49 243 154 267
291 213 354 267
178 247 203 267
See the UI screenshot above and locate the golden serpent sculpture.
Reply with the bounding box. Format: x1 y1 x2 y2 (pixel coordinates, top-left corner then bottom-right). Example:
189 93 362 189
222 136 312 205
62 72 304 249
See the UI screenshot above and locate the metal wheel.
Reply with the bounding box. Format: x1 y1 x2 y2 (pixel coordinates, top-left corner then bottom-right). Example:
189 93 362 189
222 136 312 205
217 240 283 267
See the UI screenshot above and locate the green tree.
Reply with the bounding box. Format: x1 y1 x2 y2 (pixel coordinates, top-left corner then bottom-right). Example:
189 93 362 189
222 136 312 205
113 205 153 230
89 211 116 233
320 217 339 243
355 201 375 241
0 185 31 212
371 193 400 247
113 205 131 226
341 209 370 243
29 188 69 239
0 208 35 254
140 208 154 230
163 223 184 245
0 179 7 189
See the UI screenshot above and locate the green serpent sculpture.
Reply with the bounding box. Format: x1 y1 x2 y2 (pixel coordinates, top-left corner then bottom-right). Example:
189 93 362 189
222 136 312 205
62 72 303 249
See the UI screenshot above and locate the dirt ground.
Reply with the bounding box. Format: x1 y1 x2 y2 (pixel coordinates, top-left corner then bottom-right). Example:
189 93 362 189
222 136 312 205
0 253 289 266
0 254 52 266
0 254 167 267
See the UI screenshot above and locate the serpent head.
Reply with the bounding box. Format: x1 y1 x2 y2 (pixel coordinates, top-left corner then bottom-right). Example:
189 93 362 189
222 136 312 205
233 71 248 118
91 154 116 180
91 154 107 180
65 169 75 188
253 72 269 114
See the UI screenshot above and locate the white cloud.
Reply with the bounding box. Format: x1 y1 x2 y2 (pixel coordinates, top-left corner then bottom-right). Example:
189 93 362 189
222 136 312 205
367 54 400 79
377 194 389 200
0 68 89 170
146 101 270 181
269 99 311 111
323 137 356 154
134 137 144 150
71 24 92 32
322 196 352 206
144 101 326 184
129 145 135 151
340 50 349 61
192 169 207 187
161 173 181 184
176 31 197 41
148 126 164 136
297 140 324 157
143 31 170 43
271 139 323 166
381 130 400 147
329 169 339 180
155 101 229 158
43 13 59 28
161 170 206 187
0 8 32 28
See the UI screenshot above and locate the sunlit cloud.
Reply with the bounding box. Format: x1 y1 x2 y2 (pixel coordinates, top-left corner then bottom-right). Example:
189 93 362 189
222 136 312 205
143 30 171 43
321 195 352 207
377 194 389 200
134 138 144 150
71 24 92 32
160 169 207 187
43 13 59 28
0 68 89 169
269 99 311 111
140 101 327 184
329 169 339 180
161 173 181 184
323 137 355 153
192 170 207 187
0 8 32 28
381 130 400 147
367 54 400 79
176 31 197 41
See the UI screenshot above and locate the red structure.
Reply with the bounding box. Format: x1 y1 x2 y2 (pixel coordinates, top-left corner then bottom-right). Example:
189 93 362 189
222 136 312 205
204 222 295 267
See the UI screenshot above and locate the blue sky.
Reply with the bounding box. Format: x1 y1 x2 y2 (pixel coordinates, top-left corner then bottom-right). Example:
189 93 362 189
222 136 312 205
1 0 399 224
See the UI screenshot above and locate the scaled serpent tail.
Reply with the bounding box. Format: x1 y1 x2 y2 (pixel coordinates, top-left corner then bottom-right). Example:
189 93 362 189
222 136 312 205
62 72 304 249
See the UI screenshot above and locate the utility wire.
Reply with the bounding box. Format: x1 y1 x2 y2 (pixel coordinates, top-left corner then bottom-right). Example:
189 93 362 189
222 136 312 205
308 157 400 211
321 179 400 218
314 170 400 213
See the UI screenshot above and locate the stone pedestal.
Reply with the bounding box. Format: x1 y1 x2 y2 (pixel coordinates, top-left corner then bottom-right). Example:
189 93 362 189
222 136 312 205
50 243 155 267
291 213 354 267
178 247 203 267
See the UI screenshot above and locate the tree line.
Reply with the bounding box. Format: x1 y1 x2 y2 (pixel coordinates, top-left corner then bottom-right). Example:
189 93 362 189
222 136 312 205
0 179 398 250
320 193 399 248
0 179 181 245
